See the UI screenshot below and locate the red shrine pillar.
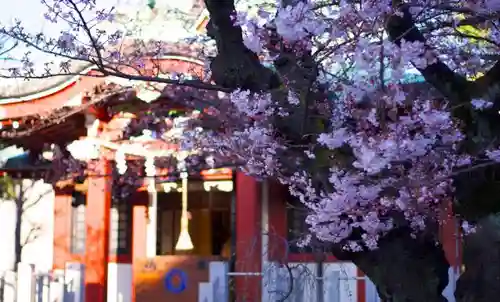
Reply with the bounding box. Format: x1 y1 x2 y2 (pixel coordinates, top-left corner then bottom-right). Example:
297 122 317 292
131 191 148 302
235 172 262 301
85 160 112 302
440 199 462 270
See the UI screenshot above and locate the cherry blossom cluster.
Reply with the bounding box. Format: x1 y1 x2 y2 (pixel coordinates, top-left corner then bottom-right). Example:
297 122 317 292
309 98 467 249
206 89 288 177
6 0 500 251
223 0 500 249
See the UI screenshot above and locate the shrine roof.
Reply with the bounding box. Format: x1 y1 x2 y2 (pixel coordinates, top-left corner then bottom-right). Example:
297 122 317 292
0 77 218 149
0 82 137 149
0 148 52 179
0 41 204 102
1 152 50 170
0 62 92 100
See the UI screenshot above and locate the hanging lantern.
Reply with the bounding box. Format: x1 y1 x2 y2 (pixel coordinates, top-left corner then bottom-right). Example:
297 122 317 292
175 171 194 251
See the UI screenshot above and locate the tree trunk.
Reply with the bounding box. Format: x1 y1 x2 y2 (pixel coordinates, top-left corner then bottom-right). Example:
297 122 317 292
335 227 450 302
203 2 451 302
455 214 500 302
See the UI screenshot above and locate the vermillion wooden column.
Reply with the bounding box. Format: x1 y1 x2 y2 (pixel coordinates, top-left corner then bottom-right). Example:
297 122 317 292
131 192 148 302
440 199 462 268
85 160 112 302
235 172 261 301
52 189 73 270
131 192 148 261
267 182 287 261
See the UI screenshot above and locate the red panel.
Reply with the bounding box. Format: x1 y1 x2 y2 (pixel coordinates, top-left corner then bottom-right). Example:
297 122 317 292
131 192 148 302
85 161 112 302
52 191 70 270
357 268 366 302
52 190 85 269
108 254 132 263
235 173 261 301
440 199 462 268
267 182 287 261
133 256 221 302
132 194 148 260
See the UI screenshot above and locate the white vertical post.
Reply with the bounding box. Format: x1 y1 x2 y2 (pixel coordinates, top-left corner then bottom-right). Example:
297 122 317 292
146 178 157 258
2 271 16 302
261 180 269 301
364 278 380 302
35 274 46 302
107 263 132 302
209 262 229 301
64 262 85 302
51 269 65 302
16 263 35 302
198 283 213 302
324 269 340 302
261 181 269 262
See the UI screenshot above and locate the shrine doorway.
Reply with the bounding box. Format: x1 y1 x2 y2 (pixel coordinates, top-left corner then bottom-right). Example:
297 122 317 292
133 179 233 302
156 186 233 257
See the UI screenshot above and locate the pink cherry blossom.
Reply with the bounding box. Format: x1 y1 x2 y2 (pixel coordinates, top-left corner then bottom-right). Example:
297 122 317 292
3 0 500 255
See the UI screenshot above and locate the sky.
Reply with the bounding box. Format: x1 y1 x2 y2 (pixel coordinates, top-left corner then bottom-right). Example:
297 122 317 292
0 0 198 93
0 0 49 49
0 0 114 35
0 0 66 93
0 0 109 61
0 0 196 58
0 0 199 96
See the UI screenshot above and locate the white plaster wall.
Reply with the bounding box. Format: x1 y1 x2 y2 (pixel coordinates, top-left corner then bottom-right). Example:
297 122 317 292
0 200 16 271
0 179 54 272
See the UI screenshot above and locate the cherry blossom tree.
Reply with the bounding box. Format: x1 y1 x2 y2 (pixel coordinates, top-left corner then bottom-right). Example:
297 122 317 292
3 0 500 300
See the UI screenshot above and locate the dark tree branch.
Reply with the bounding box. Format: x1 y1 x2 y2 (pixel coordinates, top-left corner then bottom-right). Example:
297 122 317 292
473 61 500 96
382 4 500 301
387 4 500 104
386 5 472 105
22 188 52 212
0 40 18 57
201 3 451 300
204 0 280 91
455 214 500 302
67 0 105 66
20 223 42 247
